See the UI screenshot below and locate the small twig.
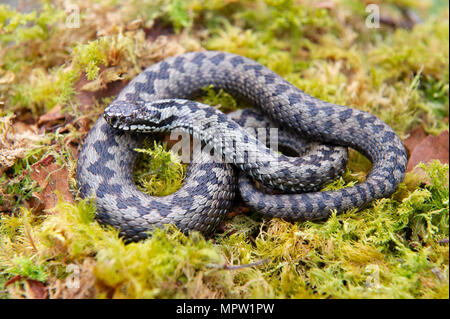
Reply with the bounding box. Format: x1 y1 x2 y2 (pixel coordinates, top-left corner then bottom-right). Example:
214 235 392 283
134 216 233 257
4 275 23 288
223 258 270 270
379 6 423 29
23 223 38 253
401 8 423 25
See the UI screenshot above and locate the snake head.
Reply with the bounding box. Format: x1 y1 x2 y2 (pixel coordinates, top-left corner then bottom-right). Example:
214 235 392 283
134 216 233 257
104 100 169 132
104 100 139 130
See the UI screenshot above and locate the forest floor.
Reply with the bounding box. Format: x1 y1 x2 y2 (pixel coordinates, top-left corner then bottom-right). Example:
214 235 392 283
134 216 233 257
0 0 448 298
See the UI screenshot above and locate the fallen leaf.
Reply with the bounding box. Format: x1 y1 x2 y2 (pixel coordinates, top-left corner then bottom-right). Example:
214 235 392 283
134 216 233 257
407 130 449 174
4 276 48 299
76 116 92 134
38 104 65 127
227 205 250 218
0 114 42 173
403 126 427 155
29 155 73 211
80 67 124 92
25 279 48 299
74 72 127 113
65 139 80 160
4 275 23 287
33 154 55 168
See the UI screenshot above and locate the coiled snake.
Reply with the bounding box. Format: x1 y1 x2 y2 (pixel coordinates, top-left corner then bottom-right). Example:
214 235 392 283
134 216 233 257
76 51 408 241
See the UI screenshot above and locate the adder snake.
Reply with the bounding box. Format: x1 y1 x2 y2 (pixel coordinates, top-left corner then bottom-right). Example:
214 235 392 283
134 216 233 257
76 51 408 241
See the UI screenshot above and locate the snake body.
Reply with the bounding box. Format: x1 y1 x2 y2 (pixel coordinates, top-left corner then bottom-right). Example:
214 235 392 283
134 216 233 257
76 51 408 241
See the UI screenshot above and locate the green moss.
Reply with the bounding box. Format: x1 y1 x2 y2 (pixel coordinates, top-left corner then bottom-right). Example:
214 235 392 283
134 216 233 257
18 199 227 298
0 160 448 298
12 66 78 113
0 1 64 44
6 257 48 282
168 0 192 32
406 162 449 244
72 39 111 81
133 141 186 196
1 3 171 114
369 18 448 83
0 167 38 212
197 84 241 113
367 16 449 133
0 2 70 113
0 148 44 213
0 207 49 290
206 24 295 76
236 0 336 44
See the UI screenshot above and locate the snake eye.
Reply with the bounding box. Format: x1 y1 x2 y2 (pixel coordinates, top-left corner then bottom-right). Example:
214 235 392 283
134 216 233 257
103 112 120 128
104 100 141 128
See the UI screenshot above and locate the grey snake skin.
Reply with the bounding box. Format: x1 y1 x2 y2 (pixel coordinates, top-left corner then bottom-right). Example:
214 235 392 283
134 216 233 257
76 51 408 241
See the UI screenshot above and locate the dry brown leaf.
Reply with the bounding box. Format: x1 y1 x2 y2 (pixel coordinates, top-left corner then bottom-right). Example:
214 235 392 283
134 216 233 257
4 276 48 299
29 155 74 211
407 130 449 175
26 279 48 299
38 104 65 127
76 116 92 134
74 72 127 113
403 125 427 155
80 67 124 92
0 114 42 173
227 205 250 218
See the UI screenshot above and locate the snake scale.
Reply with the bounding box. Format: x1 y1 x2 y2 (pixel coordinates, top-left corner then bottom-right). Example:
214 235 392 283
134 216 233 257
76 51 408 241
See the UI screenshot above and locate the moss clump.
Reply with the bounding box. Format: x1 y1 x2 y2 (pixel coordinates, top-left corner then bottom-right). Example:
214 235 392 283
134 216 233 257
133 141 186 196
197 84 241 113
0 160 40 212
12 66 78 114
3 162 446 298
368 16 449 133
2 200 227 298
6 257 48 283
0 2 64 44
0 145 44 213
